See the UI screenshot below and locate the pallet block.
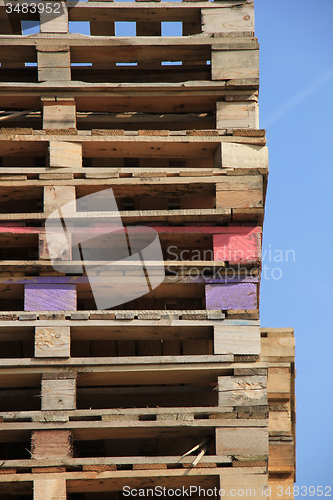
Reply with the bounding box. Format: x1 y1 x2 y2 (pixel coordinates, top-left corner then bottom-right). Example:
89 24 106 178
216 426 268 456
201 4 254 33
24 284 77 312
43 185 76 212
218 375 267 406
41 376 76 410
48 141 81 169
31 430 73 459
216 102 259 129
39 1 68 34
42 98 76 130
213 227 261 264
37 49 71 82
212 48 259 81
34 477 67 500
213 142 269 172
35 326 71 358
214 321 261 356
205 282 258 310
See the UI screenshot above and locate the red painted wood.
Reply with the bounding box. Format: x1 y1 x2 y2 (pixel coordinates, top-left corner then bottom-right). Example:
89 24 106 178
0 225 261 235
213 227 261 264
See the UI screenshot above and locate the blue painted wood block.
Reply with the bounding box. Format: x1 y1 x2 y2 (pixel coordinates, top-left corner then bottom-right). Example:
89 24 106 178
24 284 77 312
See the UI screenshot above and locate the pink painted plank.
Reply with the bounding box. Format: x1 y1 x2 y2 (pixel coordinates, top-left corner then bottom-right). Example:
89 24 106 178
205 283 258 310
213 227 261 264
0 225 261 235
24 284 77 312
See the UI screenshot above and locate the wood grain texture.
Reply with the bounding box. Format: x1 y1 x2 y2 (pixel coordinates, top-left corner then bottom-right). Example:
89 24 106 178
43 185 76 212
43 99 76 130
40 2 68 33
202 4 254 33
34 478 67 500
214 142 269 172
31 430 73 459
216 427 268 455
48 141 81 168
216 102 259 129
41 378 76 410
212 49 259 81
269 442 294 472
37 51 71 82
218 375 267 406
35 326 70 358
214 323 260 355
24 284 77 312
206 283 258 310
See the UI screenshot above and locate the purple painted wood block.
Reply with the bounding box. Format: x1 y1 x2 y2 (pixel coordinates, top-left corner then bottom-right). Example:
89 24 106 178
205 283 257 310
24 284 77 312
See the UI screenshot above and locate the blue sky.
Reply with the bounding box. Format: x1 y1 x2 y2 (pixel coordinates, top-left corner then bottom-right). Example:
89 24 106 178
23 0 333 491
255 0 333 492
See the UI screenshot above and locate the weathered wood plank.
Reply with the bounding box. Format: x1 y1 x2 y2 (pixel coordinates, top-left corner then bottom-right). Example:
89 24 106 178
24 284 77 312
214 322 260 355
41 377 76 410
35 327 70 358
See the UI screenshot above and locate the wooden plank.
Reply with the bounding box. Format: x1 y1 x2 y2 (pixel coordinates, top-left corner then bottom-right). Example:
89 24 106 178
41 377 76 410
34 477 67 500
214 323 260 356
206 283 258 310
216 102 259 129
24 284 77 312
43 186 76 212
213 227 261 264
40 2 68 33
202 4 254 33
212 49 259 81
48 141 82 168
216 427 268 455
31 430 73 459
218 375 267 406
35 326 71 358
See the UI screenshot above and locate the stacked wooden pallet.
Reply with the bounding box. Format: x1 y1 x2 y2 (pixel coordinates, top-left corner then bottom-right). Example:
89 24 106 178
0 1 295 499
